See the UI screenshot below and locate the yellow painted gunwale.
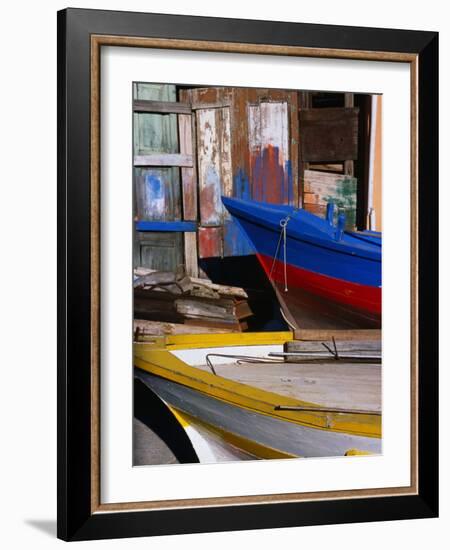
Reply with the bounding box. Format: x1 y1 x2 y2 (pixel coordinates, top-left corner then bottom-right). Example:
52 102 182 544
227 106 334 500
134 336 381 439
135 331 294 351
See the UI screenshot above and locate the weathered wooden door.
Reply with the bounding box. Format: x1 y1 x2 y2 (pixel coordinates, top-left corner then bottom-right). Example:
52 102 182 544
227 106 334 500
179 87 299 260
133 83 184 270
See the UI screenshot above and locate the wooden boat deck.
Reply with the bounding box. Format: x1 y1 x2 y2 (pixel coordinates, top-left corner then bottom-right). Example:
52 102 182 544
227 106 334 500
195 361 381 412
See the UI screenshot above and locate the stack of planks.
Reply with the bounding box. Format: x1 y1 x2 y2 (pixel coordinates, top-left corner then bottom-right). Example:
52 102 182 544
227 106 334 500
134 267 253 336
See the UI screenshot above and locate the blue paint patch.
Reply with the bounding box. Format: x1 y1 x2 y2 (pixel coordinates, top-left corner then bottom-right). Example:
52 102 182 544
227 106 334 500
145 173 165 218
223 219 254 257
285 160 293 205
233 169 251 201
136 220 197 232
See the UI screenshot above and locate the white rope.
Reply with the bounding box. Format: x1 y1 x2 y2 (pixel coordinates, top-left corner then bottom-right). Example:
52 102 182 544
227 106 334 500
269 216 290 292
279 306 297 330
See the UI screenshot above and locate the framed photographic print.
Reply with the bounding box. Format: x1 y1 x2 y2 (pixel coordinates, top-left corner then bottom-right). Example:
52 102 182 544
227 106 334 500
57 8 438 541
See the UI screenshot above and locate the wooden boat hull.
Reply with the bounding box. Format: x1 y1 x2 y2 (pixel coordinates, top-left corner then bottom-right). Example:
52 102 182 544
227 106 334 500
135 369 381 459
222 197 382 329
134 334 381 462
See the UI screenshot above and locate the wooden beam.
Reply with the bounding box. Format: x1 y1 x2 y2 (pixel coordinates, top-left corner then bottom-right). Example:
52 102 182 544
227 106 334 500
134 154 193 167
294 329 381 341
178 113 199 278
191 101 231 110
133 99 192 114
344 93 355 176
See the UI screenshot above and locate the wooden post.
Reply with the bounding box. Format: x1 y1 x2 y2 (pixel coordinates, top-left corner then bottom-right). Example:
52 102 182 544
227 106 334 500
298 91 312 208
344 93 355 177
179 113 199 278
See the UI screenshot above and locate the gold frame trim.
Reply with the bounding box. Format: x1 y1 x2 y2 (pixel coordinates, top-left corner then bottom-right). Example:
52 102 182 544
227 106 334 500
90 35 419 514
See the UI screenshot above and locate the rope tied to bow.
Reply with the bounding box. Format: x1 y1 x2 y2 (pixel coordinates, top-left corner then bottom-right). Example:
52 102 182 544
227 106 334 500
269 216 290 292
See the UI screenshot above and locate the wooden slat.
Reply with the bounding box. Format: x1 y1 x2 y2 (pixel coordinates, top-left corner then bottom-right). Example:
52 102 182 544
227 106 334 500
133 99 192 114
134 154 193 167
248 101 290 204
184 232 199 278
197 108 231 225
286 340 381 353
178 114 197 219
178 113 199 277
191 101 231 110
344 93 355 176
134 319 237 336
198 226 223 259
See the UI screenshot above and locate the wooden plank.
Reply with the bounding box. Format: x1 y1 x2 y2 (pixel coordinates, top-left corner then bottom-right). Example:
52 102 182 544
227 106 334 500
179 114 197 220
248 101 290 204
294 329 381 341
196 107 232 228
298 91 312 207
133 99 191 114
184 318 241 331
184 232 199 278
191 101 232 110
219 107 233 205
286 340 381 353
198 226 223 259
178 113 199 277
199 361 381 413
175 299 232 320
303 170 357 193
309 163 344 173
134 319 237 336
299 107 359 162
344 93 355 176
288 91 300 207
134 154 193 167
197 109 222 225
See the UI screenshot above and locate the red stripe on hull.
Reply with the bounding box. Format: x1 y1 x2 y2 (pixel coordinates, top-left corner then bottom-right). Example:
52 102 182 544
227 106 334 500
257 253 381 316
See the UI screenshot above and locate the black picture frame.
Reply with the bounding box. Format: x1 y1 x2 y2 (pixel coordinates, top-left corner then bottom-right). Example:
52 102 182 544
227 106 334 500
57 8 438 541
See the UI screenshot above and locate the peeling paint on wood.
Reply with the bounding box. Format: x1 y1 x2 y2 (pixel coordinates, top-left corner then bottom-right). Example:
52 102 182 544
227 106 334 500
303 170 357 227
179 113 199 277
198 227 223 259
247 102 293 205
196 108 232 226
134 154 193 167
135 168 181 221
248 101 289 164
133 83 183 270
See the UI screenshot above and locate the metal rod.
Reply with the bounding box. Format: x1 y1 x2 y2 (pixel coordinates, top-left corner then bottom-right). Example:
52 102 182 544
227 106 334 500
274 405 381 416
205 353 283 375
269 352 381 361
